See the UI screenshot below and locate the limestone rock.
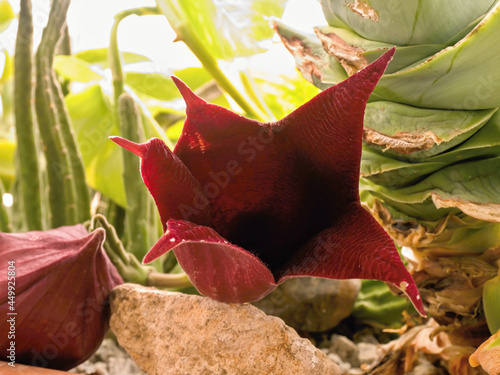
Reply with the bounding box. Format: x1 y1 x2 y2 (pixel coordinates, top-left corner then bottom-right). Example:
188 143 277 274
110 284 340 375
253 277 361 332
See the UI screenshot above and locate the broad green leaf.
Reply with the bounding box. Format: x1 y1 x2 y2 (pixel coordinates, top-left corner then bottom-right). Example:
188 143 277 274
66 85 170 207
156 0 287 60
321 0 495 45
54 55 104 82
0 0 15 34
66 85 126 207
126 72 179 101
75 48 151 69
363 102 497 160
253 71 320 120
127 67 213 102
0 49 12 82
175 66 212 89
166 118 185 143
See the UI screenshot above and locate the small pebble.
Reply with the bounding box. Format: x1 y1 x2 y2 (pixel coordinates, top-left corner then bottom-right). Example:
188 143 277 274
357 342 378 365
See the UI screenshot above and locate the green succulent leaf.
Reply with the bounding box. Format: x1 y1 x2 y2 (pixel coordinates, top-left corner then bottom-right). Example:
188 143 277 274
361 146 447 188
353 279 414 328
363 102 497 160
362 157 500 221
313 25 444 74
321 0 495 46
429 111 500 163
362 195 500 253
375 4 500 109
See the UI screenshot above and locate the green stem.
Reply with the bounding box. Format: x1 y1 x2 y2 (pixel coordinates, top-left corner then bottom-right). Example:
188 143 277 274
13 0 43 230
239 71 276 121
91 214 151 284
147 271 192 288
109 6 160 105
90 214 190 288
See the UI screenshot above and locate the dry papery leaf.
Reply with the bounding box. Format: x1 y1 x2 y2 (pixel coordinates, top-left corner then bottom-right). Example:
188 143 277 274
363 127 442 153
432 194 500 223
470 330 500 375
367 320 487 375
314 28 368 75
271 20 324 83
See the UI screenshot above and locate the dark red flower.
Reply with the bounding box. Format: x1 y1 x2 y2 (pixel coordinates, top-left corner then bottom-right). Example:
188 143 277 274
111 48 425 316
0 225 123 370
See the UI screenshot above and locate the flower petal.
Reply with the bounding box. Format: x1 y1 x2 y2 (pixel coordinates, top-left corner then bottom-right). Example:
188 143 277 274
278 202 425 316
144 219 277 303
279 48 396 201
110 137 210 229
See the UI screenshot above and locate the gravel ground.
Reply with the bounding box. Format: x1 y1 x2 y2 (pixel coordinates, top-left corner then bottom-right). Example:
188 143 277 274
70 339 144 375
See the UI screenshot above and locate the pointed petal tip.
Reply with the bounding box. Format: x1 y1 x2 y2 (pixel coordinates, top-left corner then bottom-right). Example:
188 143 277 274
142 235 172 264
401 279 426 317
170 75 206 110
375 47 395 71
109 136 146 158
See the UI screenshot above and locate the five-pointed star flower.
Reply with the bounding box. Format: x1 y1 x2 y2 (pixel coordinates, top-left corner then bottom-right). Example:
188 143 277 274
111 48 425 316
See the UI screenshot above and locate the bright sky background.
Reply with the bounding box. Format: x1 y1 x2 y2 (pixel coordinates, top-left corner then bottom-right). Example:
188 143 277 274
1 0 326 73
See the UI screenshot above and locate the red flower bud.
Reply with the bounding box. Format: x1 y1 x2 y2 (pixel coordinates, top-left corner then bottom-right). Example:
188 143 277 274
0 225 123 370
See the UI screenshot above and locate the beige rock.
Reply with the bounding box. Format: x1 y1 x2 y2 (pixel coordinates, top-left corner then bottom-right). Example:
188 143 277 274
110 283 341 375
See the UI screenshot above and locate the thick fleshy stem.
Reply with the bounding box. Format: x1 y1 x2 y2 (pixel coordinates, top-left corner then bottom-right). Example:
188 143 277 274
49 68 90 223
34 0 73 227
35 0 90 226
13 0 43 230
118 93 157 263
90 214 192 288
